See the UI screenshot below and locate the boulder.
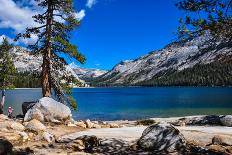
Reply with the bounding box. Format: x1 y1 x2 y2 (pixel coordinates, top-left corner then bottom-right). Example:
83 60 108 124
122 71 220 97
24 108 44 122
67 122 77 127
10 122 25 131
137 122 186 153
85 119 94 128
75 121 87 128
92 123 101 129
0 139 13 154
212 135 232 146
16 131 29 142
220 115 232 127
42 132 55 143
24 97 72 123
109 123 119 128
25 119 46 132
69 139 85 151
0 114 9 120
22 101 37 115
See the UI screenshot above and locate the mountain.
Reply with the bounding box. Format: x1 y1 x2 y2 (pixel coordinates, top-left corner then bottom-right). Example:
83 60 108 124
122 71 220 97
10 46 42 72
69 62 108 80
92 35 232 86
9 47 101 87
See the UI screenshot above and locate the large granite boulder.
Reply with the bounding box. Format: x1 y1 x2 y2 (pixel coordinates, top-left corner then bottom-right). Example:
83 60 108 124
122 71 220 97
24 97 72 123
220 115 232 127
138 122 186 153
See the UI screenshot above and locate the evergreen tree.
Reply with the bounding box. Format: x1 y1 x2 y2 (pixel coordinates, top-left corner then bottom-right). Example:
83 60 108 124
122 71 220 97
15 0 86 109
0 38 16 114
176 0 232 40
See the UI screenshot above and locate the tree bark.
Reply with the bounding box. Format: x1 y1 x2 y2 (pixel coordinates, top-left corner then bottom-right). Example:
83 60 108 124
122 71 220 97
0 90 5 114
42 0 53 97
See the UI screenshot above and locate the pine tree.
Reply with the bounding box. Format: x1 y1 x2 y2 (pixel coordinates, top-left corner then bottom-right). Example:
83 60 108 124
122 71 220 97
15 0 86 109
176 0 232 40
0 38 16 114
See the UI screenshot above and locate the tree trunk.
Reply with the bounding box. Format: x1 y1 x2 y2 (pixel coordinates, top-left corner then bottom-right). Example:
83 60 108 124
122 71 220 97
42 0 53 97
0 90 5 114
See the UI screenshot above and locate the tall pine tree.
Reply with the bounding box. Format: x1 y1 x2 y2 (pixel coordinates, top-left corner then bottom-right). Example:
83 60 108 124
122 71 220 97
16 0 85 109
0 38 16 114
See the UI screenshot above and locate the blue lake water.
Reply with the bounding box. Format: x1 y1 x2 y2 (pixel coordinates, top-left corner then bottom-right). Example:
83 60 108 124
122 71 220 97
2 87 232 120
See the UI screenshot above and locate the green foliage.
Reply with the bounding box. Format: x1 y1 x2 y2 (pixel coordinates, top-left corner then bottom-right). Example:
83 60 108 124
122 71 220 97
137 61 232 86
13 71 41 88
176 0 232 39
0 38 16 90
15 0 86 109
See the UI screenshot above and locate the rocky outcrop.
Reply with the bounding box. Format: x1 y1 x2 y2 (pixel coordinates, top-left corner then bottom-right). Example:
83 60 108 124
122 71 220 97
24 97 72 123
138 122 186 153
168 115 232 127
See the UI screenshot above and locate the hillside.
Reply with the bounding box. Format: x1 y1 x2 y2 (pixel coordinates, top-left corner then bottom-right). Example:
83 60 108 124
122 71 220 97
8 47 106 87
91 35 232 86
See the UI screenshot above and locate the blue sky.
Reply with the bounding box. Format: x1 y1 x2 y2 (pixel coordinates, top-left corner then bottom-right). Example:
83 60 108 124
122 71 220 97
0 0 182 70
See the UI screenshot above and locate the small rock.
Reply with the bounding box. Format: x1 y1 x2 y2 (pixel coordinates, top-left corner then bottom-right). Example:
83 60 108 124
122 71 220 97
92 124 101 129
137 122 186 153
0 128 9 132
75 121 87 128
67 122 77 127
28 132 34 140
71 139 85 151
212 135 232 146
16 131 29 142
25 119 46 132
42 132 55 143
10 122 25 131
85 119 94 128
0 114 9 120
81 135 99 152
220 115 232 127
101 124 111 128
109 123 119 128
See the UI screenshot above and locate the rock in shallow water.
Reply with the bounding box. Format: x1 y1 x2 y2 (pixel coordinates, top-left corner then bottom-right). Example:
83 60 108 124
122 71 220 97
137 122 186 153
24 97 72 123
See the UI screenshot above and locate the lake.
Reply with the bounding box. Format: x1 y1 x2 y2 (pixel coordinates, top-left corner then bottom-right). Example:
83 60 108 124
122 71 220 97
2 87 232 121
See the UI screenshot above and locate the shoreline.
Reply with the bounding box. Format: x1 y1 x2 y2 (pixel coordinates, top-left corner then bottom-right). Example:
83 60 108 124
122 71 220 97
1 114 232 154
12 85 232 89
